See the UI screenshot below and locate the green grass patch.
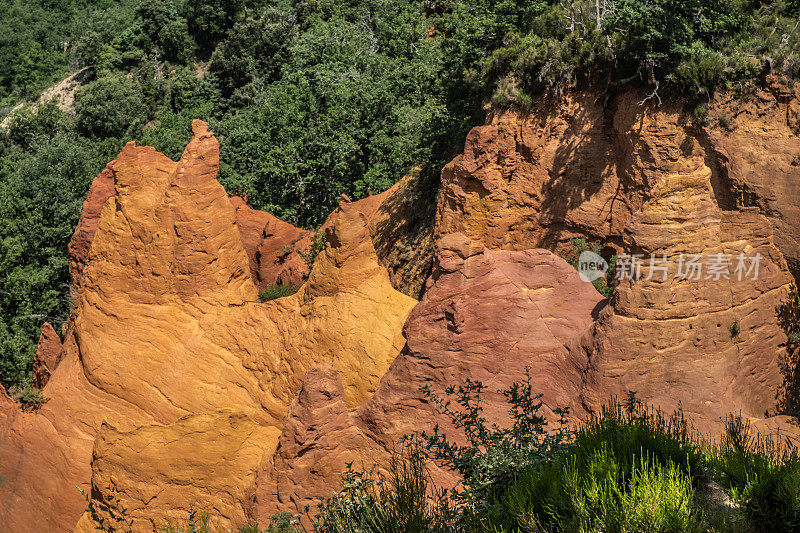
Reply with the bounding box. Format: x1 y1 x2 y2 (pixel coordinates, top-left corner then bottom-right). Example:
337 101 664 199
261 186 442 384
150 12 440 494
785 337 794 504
258 284 300 302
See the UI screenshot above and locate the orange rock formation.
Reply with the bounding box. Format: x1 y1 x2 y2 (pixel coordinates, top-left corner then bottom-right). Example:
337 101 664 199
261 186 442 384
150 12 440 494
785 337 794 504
0 121 415 531
3 85 800 530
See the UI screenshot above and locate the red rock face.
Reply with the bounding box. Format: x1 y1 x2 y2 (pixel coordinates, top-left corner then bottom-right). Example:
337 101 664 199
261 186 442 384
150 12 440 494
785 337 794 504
31 322 62 389
229 196 312 287
68 163 115 287
250 233 604 521
67 150 429 296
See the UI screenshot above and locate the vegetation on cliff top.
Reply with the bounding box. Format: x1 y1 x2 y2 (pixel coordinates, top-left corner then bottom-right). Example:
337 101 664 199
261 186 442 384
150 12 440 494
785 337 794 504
2 0 800 391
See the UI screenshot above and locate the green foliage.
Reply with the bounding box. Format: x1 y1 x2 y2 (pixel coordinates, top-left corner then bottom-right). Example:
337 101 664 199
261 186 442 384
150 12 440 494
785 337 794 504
215 5 448 227
4 100 73 150
506 394 710 532
17 376 49 410
475 0 800 105
183 0 247 44
564 238 616 298
298 232 327 269
509 450 704 532
74 73 149 138
714 415 800 531
133 0 196 63
0 129 124 387
0 0 140 105
258 283 300 302
315 442 452 533
421 370 571 528
208 6 295 102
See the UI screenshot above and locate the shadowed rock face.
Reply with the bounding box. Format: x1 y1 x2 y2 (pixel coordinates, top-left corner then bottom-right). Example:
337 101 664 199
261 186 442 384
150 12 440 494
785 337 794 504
0 121 416 532
435 92 635 255
250 234 604 522
706 78 800 279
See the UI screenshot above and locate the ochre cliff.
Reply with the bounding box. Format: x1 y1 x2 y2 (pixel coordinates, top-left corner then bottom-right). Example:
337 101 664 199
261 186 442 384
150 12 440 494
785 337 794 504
435 88 800 431
248 86 800 518
2 85 800 530
0 121 415 532
249 234 604 522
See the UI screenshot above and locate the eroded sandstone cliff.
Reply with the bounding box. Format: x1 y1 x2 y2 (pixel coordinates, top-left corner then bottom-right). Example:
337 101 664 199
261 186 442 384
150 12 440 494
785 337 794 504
2 85 800 531
0 121 415 531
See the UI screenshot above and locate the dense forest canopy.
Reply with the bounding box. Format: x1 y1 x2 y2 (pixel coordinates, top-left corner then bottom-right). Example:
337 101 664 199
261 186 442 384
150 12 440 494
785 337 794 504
2 0 800 393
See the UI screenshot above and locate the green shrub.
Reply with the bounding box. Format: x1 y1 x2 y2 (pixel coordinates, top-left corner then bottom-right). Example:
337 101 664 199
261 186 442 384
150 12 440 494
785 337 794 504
506 394 711 532
421 370 571 529
316 441 452 533
17 378 48 411
713 416 800 531
298 232 327 269
258 284 300 302
510 449 703 533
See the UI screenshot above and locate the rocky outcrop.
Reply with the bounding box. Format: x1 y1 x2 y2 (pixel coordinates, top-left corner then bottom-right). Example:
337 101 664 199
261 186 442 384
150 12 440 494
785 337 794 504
232 172 435 297
250 233 603 521
68 163 115 287
435 92 634 255
706 78 800 279
31 322 62 389
0 121 416 532
434 90 799 434
74 411 281 532
577 100 794 431
230 195 312 287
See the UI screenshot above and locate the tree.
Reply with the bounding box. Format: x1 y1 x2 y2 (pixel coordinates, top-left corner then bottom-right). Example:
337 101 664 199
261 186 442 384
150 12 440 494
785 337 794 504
74 73 149 138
